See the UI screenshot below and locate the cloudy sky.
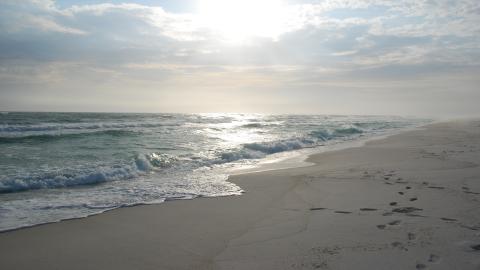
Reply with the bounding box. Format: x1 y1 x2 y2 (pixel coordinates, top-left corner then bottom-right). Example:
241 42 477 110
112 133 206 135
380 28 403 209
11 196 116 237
0 0 479 116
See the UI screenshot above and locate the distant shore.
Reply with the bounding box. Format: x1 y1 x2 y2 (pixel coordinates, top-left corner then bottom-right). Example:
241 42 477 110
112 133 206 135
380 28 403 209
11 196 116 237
1 119 479 270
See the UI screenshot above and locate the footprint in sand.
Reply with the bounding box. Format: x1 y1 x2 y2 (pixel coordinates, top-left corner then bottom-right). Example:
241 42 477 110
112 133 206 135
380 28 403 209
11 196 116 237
462 186 480 194
360 208 378 212
334 211 352 214
440 217 457 222
391 241 408 251
416 263 427 269
362 171 371 179
471 244 480 251
406 213 427 218
388 220 402 226
428 186 445 190
376 220 402 230
428 254 440 263
460 224 480 231
396 179 408 184
392 207 423 213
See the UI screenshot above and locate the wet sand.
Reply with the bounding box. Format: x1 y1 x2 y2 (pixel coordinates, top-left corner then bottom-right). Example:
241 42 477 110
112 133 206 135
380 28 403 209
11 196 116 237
1 120 479 269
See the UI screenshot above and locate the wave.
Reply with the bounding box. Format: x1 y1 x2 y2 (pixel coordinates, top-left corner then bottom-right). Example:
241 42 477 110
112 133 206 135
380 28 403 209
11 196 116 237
0 153 178 193
240 123 266 128
0 125 368 193
0 166 139 194
240 122 281 128
0 130 139 144
0 124 370 193
309 130 332 141
219 149 265 162
145 153 178 168
215 138 316 164
309 127 363 140
217 127 367 164
333 127 363 135
244 138 315 154
0 121 181 134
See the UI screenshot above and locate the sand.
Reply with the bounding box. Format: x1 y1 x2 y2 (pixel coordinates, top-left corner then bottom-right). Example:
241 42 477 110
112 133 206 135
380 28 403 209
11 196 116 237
1 119 480 270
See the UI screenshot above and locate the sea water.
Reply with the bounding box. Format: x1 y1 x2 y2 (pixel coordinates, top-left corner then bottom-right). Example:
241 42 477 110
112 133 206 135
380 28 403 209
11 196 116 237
0 112 430 231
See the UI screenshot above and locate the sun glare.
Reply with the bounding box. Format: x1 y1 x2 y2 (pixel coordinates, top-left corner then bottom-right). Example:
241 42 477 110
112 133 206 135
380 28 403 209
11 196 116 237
197 0 287 43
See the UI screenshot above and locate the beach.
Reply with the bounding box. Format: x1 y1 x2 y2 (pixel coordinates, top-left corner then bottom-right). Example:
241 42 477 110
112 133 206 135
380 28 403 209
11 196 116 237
1 119 479 270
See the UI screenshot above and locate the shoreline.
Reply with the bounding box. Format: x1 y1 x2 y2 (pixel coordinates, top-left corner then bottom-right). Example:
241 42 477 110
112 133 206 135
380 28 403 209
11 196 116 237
231 119 430 175
0 120 427 233
1 119 479 269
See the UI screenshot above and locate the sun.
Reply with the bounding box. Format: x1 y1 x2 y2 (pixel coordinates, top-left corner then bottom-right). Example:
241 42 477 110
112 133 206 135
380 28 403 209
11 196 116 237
197 0 287 43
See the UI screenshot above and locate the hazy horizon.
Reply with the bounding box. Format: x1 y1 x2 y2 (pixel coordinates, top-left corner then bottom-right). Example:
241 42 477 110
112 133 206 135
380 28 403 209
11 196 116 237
1 0 479 117
0 110 436 119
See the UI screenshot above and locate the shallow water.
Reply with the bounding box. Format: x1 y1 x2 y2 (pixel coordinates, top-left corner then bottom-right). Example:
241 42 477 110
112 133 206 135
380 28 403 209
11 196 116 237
0 112 430 231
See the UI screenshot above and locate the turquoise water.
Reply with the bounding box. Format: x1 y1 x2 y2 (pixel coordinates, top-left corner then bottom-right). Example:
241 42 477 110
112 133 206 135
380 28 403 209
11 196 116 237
0 112 429 231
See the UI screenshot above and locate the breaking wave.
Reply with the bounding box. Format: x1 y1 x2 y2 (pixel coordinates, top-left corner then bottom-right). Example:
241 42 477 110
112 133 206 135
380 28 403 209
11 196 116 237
0 121 180 134
0 130 139 144
0 153 178 193
0 125 371 193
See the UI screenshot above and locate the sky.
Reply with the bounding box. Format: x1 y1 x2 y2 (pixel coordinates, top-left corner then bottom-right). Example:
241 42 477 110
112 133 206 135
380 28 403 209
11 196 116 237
0 0 479 116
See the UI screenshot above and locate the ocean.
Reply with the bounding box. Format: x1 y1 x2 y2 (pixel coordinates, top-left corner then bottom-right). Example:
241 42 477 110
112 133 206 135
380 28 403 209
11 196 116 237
0 112 430 231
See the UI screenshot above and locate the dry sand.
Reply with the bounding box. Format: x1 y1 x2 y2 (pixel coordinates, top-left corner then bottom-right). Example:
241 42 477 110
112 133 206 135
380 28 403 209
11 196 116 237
1 120 480 269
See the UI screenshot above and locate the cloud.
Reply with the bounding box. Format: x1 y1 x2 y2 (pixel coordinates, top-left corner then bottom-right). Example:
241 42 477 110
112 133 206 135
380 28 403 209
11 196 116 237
25 15 87 34
0 0 86 35
1 0 478 70
0 0 479 115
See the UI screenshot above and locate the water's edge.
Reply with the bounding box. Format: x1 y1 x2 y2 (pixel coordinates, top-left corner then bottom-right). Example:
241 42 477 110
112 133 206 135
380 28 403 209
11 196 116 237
0 121 431 234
